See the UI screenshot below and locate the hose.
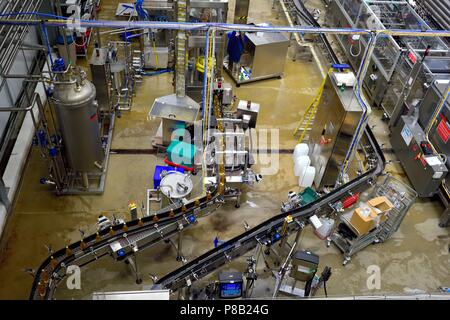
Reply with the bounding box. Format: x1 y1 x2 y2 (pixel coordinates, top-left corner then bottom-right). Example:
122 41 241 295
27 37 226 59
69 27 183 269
141 69 173 76
350 38 362 57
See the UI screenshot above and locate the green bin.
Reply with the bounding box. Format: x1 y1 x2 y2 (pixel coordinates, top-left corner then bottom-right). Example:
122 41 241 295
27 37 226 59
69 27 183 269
167 140 197 167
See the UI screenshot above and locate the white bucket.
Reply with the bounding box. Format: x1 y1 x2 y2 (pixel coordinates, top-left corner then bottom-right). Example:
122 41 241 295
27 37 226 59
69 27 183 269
299 166 315 187
294 155 310 177
293 143 309 160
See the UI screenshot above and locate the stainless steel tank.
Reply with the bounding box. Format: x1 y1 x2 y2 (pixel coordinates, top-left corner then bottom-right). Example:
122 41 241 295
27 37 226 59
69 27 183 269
52 78 104 174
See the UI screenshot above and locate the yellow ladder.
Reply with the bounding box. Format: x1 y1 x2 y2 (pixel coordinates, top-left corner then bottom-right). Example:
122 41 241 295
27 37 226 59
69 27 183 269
293 68 331 143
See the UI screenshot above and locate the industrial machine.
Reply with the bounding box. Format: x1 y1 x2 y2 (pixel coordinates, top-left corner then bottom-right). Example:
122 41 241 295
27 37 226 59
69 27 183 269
415 0 450 31
328 0 449 108
390 115 448 197
383 55 450 128
391 78 450 227
138 0 229 102
0 0 439 302
224 26 290 85
308 69 367 188
90 41 142 113
29 124 385 299
35 63 115 194
37 31 145 195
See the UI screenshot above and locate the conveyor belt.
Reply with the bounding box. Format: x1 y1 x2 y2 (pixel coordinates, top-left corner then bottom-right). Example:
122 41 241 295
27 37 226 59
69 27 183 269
290 0 340 64
154 127 385 292
29 189 223 299
28 2 377 299
29 126 383 300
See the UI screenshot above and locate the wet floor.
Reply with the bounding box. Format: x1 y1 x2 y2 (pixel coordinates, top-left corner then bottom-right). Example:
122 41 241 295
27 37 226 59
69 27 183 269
0 0 449 299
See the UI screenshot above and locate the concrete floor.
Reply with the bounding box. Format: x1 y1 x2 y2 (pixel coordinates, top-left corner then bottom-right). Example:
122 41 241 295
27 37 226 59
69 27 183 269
0 0 449 299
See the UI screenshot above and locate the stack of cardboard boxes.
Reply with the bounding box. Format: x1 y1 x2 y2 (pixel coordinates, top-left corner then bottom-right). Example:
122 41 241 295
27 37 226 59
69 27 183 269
349 196 394 236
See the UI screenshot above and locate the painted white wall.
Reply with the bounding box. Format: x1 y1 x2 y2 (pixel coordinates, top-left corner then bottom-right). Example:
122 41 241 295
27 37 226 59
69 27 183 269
0 69 48 236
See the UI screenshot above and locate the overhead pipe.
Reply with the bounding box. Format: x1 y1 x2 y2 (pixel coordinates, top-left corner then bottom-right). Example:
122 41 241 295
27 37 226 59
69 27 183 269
4 13 450 184
5 13 450 38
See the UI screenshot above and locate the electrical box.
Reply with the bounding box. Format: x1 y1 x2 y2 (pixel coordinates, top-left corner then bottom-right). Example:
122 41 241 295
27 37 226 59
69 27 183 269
218 272 243 299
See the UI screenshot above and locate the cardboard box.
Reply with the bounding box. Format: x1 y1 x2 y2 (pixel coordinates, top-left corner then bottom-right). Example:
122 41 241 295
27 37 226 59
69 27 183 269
350 207 377 236
350 196 394 236
368 196 394 220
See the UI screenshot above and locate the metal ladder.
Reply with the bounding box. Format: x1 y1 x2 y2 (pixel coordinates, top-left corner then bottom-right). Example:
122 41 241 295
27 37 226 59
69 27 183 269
293 69 329 142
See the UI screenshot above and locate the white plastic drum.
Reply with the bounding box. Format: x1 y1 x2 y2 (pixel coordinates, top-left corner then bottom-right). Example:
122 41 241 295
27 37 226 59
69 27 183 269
299 166 316 187
294 155 310 176
293 143 309 160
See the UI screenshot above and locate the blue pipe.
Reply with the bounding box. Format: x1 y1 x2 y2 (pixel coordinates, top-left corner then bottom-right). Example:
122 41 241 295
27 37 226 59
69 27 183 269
40 22 54 67
141 69 173 76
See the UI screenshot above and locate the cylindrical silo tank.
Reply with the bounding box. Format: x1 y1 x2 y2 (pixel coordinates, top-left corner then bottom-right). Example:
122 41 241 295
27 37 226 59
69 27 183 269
52 79 104 173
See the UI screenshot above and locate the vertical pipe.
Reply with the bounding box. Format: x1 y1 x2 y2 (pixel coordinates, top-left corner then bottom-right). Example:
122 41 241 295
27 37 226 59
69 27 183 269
82 172 89 189
206 29 216 143
55 0 72 66
337 32 377 185
175 0 187 98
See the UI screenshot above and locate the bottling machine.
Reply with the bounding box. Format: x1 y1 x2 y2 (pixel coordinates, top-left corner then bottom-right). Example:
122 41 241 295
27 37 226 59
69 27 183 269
328 0 449 109
390 78 450 227
1 0 447 302
308 68 367 188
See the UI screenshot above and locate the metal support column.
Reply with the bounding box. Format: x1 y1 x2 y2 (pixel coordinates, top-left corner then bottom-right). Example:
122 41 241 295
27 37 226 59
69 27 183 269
126 254 142 284
176 230 186 263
